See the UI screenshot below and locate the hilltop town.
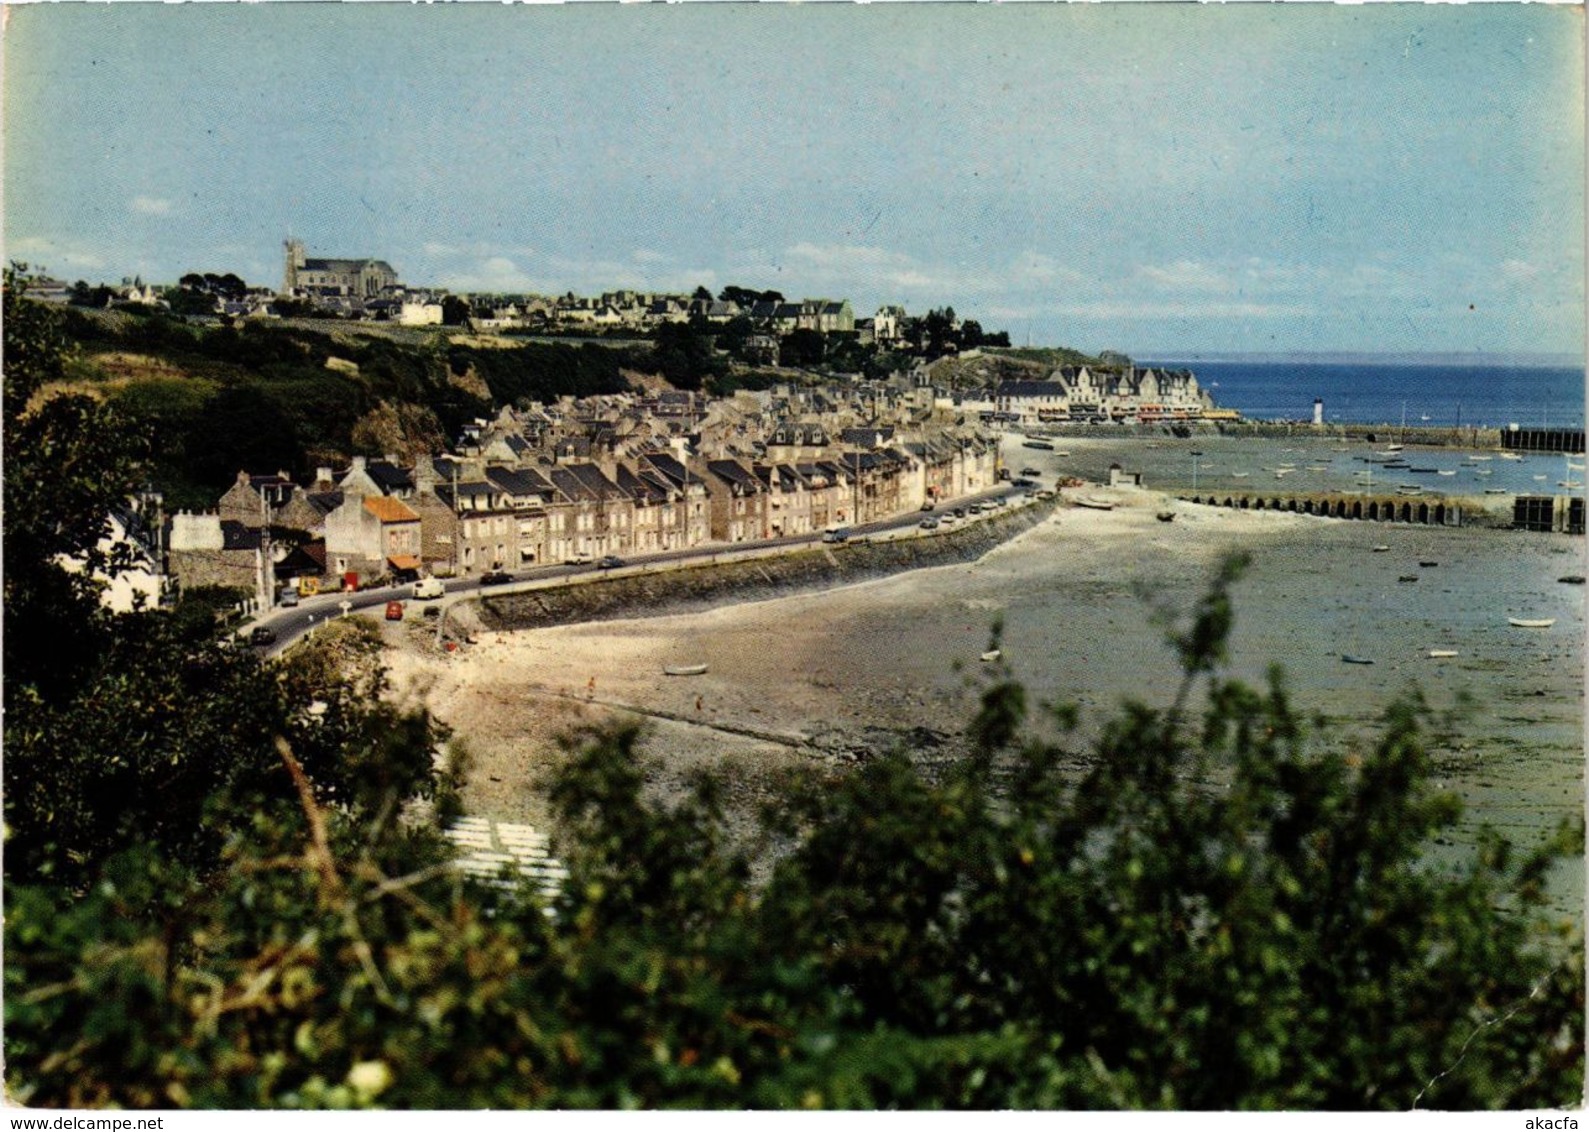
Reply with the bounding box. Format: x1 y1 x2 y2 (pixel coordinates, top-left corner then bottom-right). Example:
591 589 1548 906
26 244 1221 614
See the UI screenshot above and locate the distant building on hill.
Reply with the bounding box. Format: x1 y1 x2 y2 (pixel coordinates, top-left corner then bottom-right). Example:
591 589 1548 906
282 239 399 298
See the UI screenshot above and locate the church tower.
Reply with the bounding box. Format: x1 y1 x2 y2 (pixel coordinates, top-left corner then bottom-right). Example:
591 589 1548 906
282 239 305 295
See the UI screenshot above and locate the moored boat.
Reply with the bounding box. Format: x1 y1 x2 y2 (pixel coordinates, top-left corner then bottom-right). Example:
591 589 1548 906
1427 649 1459 659
980 649 1002 662
1507 617 1555 629
1341 654 1375 665
1075 497 1115 511
663 663 710 676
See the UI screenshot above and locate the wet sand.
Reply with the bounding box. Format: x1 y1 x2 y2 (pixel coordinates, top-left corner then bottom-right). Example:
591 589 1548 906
386 444 1585 917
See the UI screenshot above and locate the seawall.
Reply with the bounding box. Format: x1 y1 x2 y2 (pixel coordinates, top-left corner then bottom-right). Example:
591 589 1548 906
467 499 1059 634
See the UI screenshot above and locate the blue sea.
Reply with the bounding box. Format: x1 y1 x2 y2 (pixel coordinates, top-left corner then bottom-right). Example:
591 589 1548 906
1139 357 1585 430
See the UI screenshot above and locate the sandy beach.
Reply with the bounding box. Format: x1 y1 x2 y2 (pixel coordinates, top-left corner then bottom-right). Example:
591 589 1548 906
385 447 1585 916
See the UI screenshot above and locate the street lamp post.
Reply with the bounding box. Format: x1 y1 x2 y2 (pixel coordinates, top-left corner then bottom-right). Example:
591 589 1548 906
1190 450 1203 494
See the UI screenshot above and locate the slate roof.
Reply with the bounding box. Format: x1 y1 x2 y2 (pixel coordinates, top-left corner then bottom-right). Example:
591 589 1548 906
706 459 764 493
366 460 414 494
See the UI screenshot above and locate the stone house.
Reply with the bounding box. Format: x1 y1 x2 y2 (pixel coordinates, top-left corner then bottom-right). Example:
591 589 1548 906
703 459 770 543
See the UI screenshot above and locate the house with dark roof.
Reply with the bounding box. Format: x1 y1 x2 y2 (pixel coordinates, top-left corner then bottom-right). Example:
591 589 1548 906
217 470 295 528
703 458 769 543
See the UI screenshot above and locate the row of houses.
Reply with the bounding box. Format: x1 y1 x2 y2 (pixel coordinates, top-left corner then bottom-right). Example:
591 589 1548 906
993 366 1214 423
165 418 998 601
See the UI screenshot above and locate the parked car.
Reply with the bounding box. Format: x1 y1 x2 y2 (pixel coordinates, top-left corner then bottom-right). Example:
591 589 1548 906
597 555 625 570
920 501 936 512
939 514 956 526
277 588 299 608
413 577 445 600
1020 467 1042 477
565 552 594 566
919 517 940 530
480 570 513 586
1010 477 1034 488
953 507 967 518
249 626 276 647
385 600 405 621
822 526 851 543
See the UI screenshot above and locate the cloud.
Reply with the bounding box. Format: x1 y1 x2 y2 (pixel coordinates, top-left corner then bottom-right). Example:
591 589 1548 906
631 248 668 264
130 196 172 217
6 236 106 272
1500 258 1540 282
1052 299 1313 321
1137 259 1232 293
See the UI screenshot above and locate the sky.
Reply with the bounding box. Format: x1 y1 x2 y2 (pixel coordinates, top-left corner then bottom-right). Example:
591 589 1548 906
3 3 1583 358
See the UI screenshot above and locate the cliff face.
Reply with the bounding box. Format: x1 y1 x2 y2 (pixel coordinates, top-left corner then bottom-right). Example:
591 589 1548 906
469 501 1058 634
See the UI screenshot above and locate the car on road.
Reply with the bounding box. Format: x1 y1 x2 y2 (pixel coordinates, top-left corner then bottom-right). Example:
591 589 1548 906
480 570 513 586
277 588 300 608
953 507 967 518
939 514 956 526
920 501 936 512
565 552 594 566
385 600 405 621
919 517 940 530
597 555 626 569
413 577 445 600
1010 478 1034 488
249 626 277 647
1020 466 1042 477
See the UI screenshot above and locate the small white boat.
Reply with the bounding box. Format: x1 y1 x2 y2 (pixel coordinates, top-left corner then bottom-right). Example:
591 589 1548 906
1534 475 1548 481
663 663 710 677
1427 649 1459 659
1396 484 1423 496
1468 455 1492 461
1075 497 1116 511
1507 618 1555 629
980 649 1002 663
1499 453 1524 461
1372 545 1390 553
1231 471 1249 479
1437 470 1457 476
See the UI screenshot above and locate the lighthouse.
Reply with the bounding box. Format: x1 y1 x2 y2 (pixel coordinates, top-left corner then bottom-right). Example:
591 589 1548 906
1313 398 1324 426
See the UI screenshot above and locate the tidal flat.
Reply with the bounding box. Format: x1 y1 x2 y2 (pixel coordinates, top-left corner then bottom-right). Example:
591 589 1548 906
387 438 1585 918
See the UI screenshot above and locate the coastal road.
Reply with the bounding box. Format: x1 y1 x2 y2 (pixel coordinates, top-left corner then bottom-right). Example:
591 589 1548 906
246 480 1035 657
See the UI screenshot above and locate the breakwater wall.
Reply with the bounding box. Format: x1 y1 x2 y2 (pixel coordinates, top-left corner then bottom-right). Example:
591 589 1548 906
469 500 1058 633
1028 421 1510 449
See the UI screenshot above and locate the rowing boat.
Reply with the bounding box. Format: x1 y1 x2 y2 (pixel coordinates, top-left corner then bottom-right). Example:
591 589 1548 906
1507 618 1555 629
663 663 710 676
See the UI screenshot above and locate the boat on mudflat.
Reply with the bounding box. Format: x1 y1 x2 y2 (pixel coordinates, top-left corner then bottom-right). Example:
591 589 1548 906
1075 497 1116 511
1507 618 1555 629
663 663 710 676
1341 655 1376 665
1427 650 1459 659
980 649 1002 663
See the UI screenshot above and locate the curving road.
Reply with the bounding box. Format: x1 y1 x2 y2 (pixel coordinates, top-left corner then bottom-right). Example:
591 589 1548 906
247 480 1038 657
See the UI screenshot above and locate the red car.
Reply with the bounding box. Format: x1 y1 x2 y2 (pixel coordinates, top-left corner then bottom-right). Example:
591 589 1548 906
385 600 405 621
